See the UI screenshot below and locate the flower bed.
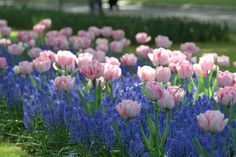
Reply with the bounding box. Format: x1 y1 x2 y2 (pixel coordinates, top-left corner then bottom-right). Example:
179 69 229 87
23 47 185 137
0 18 235 157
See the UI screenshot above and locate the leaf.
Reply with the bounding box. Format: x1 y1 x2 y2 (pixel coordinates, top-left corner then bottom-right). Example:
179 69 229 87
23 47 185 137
29 74 37 90
193 138 210 157
139 122 152 150
159 112 170 151
146 111 157 137
113 122 122 148
78 90 90 114
210 78 218 97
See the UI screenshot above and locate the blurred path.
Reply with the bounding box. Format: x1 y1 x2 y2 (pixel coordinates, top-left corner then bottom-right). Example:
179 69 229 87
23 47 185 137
1 0 236 29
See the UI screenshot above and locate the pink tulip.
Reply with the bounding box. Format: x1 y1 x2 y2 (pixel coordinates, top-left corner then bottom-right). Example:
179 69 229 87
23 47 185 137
144 81 164 101
177 61 193 79
121 38 131 47
148 48 170 66
76 37 91 49
100 26 113 37
18 31 38 42
197 110 228 133
18 61 33 74
0 57 7 69
39 18 52 28
33 56 51 73
112 29 125 40
169 51 187 72
0 26 11 37
96 43 108 52
80 59 103 79
54 76 75 91
120 53 137 67
59 27 72 37
216 86 236 106
137 66 156 82
180 42 200 54
33 24 46 34
217 55 230 67
28 47 42 59
158 90 175 110
55 36 69 50
193 64 208 77
217 71 234 87
92 50 106 63
77 52 93 67
155 35 172 49
110 41 124 53
96 38 108 45
156 66 171 83
40 50 56 62
116 100 141 119
233 61 236 68
135 32 151 44
88 26 100 37
136 45 153 58
0 19 7 28
105 57 121 66
0 38 11 46
167 86 185 103
56 50 76 66
8 43 24 56
103 63 122 81
199 56 215 72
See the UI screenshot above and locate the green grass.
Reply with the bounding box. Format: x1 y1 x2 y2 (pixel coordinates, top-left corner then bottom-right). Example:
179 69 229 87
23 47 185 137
127 0 236 6
0 142 31 157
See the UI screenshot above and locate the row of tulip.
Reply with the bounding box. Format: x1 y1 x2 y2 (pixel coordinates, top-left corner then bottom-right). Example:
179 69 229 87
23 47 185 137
0 18 236 157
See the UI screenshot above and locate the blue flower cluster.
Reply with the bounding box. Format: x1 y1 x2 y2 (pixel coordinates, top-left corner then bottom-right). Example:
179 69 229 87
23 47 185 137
0 47 232 157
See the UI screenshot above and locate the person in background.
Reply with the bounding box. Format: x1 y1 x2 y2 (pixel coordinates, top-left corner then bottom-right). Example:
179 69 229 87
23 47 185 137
89 0 103 14
108 0 119 11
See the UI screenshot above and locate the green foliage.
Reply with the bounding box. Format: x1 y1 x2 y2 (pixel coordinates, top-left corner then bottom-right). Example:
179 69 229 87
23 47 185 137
0 7 228 42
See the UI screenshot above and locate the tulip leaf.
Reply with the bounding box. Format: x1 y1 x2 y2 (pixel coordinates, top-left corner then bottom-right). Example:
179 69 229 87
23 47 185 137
139 122 152 150
210 78 218 97
146 110 157 137
159 112 170 151
29 74 37 90
78 90 90 114
193 138 210 157
113 122 122 148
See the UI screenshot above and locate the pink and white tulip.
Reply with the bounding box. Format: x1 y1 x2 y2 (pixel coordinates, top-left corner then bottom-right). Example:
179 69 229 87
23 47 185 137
137 66 156 82
148 48 170 66
120 53 137 67
177 61 193 79
103 63 122 81
28 47 42 59
217 71 234 87
33 56 51 73
55 76 75 91
116 100 141 119
0 57 7 69
167 86 185 103
155 35 172 48
156 66 171 83
144 81 164 101
197 110 228 133
216 86 236 106
217 55 230 67
180 42 200 54
135 32 151 44
112 29 125 40
8 43 24 56
136 45 152 58
158 90 175 110
18 61 33 74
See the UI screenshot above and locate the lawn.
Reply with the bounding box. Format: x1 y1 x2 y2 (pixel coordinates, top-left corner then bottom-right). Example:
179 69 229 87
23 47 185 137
0 142 31 157
127 0 236 6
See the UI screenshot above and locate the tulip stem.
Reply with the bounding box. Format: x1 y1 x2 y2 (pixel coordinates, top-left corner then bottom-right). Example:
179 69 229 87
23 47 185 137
211 133 215 157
